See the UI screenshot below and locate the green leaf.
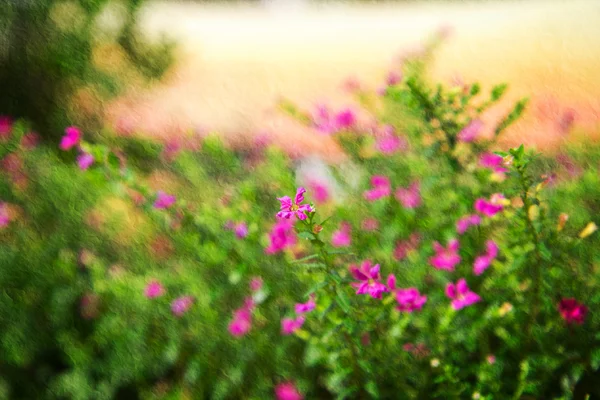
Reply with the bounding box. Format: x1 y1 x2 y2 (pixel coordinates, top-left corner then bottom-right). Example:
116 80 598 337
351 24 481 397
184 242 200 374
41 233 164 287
305 281 329 298
291 254 319 264
298 231 316 241
469 83 481 96
591 348 600 370
335 288 351 314
491 83 508 101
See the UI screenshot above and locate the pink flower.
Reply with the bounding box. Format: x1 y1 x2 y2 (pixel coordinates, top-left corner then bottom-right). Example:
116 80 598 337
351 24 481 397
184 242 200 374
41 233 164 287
0 116 13 140
234 222 249 239
265 219 297 254
145 280 165 298
281 315 305 335
249 276 263 292
21 132 39 149
387 274 427 312
77 153 94 170
394 233 421 261
171 296 194 316
312 104 337 134
335 108 356 130
479 152 508 173
308 180 330 204
295 294 316 314
276 187 314 220
275 382 303 400
487 355 496 365
445 278 480 310
361 218 379 231
429 239 461 271
331 222 352 247
558 298 588 325
153 191 176 209
386 71 403 86
228 308 253 337
474 194 505 217
395 181 421 209
457 119 483 142
60 126 82 150
0 202 10 228
363 175 391 202
376 134 407 155
456 214 481 234
473 240 499 276
349 260 388 299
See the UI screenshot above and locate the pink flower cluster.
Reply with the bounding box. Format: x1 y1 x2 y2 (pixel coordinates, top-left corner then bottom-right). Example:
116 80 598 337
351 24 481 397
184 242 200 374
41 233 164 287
0 202 11 229
154 191 176 209
307 180 330 204
277 187 314 220
364 176 392 202
229 297 256 337
265 219 297 254
375 125 408 155
331 222 352 247
143 280 193 317
395 181 422 209
312 104 356 134
282 294 316 335
364 176 422 209
349 260 388 299
59 126 95 170
474 193 506 217
387 274 427 313
445 278 480 310
479 152 508 174
429 239 461 271
558 298 587 325
225 221 249 239
456 214 481 234
473 240 499 275
394 233 421 261
457 119 483 142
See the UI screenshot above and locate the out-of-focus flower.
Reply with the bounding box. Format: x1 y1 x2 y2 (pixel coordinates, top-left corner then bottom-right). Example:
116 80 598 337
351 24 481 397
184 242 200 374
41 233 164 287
331 222 352 247
474 194 506 217
395 181 421 209
171 296 194 317
557 213 569 231
363 175 391 202
234 222 249 239
486 354 496 365
558 298 587 325
386 70 402 86
457 119 483 142
498 302 513 316
145 280 165 298
349 260 388 299
80 293 100 320
0 202 11 228
281 315 305 335
229 307 253 337
308 180 330 204
277 187 314 220
394 233 421 261
361 218 379 231
153 191 176 209
429 239 461 271
265 219 297 254
473 240 499 276
445 278 480 310
77 153 94 170
21 132 39 149
250 277 263 292
295 294 316 314
275 382 303 400
312 104 356 134
376 132 407 155
0 116 12 140
387 275 427 312
335 108 356 130
60 126 81 150
456 214 481 234
578 222 597 239
430 358 440 368
479 152 508 174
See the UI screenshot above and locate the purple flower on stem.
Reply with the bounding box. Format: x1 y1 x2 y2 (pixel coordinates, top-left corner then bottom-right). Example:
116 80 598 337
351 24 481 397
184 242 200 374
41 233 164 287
153 191 176 209
558 298 587 325
77 153 94 170
363 175 391 202
349 260 388 299
145 280 165 298
429 239 461 271
171 296 194 317
445 278 480 310
295 294 316 314
457 119 483 142
276 187 314 220
387 274 427 312
395 181 422 209
265 219 297 254
331 222 352 247
281 315 305 335
456 214 481 234
60 126 81 150
473 240 499 275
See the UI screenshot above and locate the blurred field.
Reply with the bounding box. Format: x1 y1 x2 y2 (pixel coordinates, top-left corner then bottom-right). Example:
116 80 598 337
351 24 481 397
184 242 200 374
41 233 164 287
107 0 600 160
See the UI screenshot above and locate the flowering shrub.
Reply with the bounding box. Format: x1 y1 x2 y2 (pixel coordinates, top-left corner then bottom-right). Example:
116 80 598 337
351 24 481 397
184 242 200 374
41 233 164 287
1 48 600 399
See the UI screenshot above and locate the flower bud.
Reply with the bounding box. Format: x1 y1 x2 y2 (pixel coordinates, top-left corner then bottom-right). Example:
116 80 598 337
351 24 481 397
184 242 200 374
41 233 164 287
557 213 569 232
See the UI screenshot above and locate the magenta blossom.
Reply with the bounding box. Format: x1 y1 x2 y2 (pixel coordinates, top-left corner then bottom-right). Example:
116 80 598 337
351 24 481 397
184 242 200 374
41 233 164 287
394 233 421 261
234 222 249 239
335 108 356 130
376 133 407 155
144 280 165 298
153 191 176 209
295 294 316 314
275 382 304 400
349 260 388 299
473 240 499 275
281 315 305 335
331 222 352 247
479 152 508 173
21 132 40 149
249 276 263 292
308 180 330 204
558 298 588 325
228 308 253 337
395 181 422 209
312 104 337 134
0 202 10 228
0 116 13 140
474 194 505 217
276 187 314 220
77 153 94 170
171 296 194 317
60 126 82 150
457 119 483 142
265 219 297 254
387 274 427 312
445 279 480 310
363 175 391 202
456 214 481 234
429 239 461 271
